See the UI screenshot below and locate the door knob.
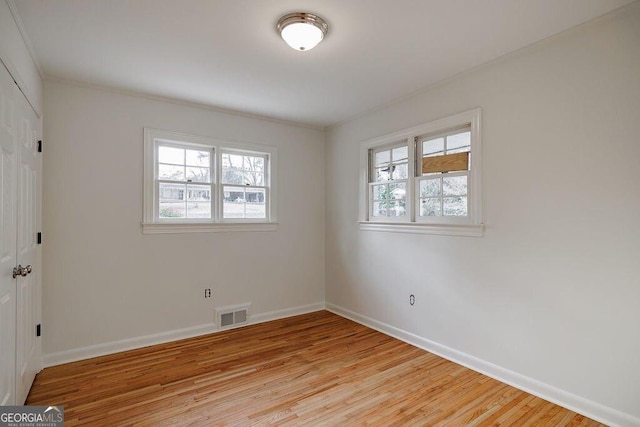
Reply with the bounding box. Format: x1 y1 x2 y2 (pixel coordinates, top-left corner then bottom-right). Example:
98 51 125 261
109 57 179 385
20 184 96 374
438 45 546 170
11 265 31 278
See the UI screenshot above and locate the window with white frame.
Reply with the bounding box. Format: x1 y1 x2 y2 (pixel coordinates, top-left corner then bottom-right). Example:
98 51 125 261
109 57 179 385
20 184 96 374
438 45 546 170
359 109 482 237
221 150 268 220
143 129 277 234
157 143 213 220
369 143 408 219
417 126 471 219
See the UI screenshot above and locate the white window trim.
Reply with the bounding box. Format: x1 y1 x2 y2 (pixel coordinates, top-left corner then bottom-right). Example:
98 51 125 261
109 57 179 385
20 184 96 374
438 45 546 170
218 147 271 224
143 128 278 234
368 141 411 222
359 108 483 237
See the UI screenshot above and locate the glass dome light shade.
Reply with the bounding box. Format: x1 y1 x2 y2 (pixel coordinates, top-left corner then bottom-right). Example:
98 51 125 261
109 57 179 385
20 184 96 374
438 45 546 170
281 22 324 51
277 13 328 52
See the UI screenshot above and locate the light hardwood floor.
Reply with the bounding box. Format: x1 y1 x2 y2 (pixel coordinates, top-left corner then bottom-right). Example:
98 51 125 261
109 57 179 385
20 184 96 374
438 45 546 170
27 311 604 426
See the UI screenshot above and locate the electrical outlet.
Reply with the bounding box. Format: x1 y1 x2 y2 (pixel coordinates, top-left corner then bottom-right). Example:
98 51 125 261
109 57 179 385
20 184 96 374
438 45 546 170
204 289 212 298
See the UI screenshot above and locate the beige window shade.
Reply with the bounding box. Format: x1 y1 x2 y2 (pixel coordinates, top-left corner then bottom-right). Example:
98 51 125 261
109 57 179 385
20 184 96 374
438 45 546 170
422 152 469 174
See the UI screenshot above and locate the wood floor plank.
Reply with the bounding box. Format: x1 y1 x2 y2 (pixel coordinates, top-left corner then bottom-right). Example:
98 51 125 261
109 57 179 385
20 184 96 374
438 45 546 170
27 311 605 426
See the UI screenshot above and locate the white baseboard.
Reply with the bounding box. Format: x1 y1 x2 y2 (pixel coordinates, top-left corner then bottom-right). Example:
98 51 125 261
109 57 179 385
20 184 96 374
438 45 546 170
325 303 640 427
43 302 325 368
250 302 325 324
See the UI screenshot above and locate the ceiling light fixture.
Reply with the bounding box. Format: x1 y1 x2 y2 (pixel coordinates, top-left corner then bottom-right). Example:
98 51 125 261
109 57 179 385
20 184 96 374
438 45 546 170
276 12 328 52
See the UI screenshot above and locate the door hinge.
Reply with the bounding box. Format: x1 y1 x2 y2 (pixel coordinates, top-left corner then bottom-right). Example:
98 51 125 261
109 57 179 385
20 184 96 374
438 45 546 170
37 232 42 244
36 324 41 337
37 140 42 153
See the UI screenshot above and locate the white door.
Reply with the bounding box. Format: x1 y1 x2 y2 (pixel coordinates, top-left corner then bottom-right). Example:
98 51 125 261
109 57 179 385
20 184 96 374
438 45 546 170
15 81 40 404
0 59 18 406
0 61 41 405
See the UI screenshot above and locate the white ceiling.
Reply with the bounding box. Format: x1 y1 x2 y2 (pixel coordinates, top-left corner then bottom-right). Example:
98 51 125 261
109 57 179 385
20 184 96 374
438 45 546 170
14 0 636 128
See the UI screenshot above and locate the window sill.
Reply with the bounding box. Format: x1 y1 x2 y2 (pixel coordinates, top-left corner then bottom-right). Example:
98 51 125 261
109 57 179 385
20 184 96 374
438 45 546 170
359 221 484 237
142 222 278 235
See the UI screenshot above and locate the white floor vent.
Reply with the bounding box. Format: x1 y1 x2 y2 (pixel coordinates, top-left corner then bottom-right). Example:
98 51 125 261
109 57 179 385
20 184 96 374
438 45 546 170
216 303 250 329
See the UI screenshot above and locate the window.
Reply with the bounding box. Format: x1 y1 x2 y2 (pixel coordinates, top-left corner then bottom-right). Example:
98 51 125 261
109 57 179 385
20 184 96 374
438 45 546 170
369 143 408 219
417 126 470 220
157 143 212 219
359 109 482 237
221 151 268 220
143 129 277 234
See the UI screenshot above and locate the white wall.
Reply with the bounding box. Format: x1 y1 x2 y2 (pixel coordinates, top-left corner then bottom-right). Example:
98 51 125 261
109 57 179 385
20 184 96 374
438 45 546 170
43 80 325 356
325 5 640 424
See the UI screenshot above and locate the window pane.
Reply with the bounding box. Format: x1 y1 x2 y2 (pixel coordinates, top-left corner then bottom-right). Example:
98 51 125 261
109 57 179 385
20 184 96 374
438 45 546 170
245 188 265 203
186 167 210 183
389 183 406 200
230 154 244 169
223 186 245 202
158 146 184 165
375 150 390 167
420 178 441 197
388 198 407 217
423 138 444 157
392 163 408 180
159 164 185 181
159 183 186 218
186 202 211 218
420 198 441 217
392 146 408 162
221 153 230 168
159 183 185 201
375 167 390 182
223 186 245 218
223 203 244 218
372 201 387 217
388 183 406 217
372 184 387 201
186 149 210 167
245 171 264 186
187 184 211 201
245 204 266 219
443 196 468 216
245 188 266 219
222 186 266 219
222 153 243 169
244 156 265 172
446 132 470 153
222 169 244 184
160 203 186 218
443 175 467 196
